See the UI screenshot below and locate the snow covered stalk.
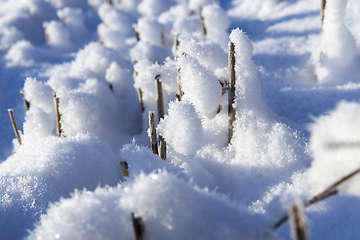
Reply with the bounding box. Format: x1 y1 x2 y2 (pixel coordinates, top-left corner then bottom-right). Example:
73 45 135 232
275 167 360 230
319 0 327 62
53 93 62 137
155 74 164 121
137 88 145 113
119 161 129 181
321 0 327 31
159 136 166 160
199 8 207 36
20 90 30 110
149 111 158 155
161 31 165 46
135 27 140 42
8 109 22 145
174 37 184 101
131 213 145 240
228 42 236 144
289 199 309 240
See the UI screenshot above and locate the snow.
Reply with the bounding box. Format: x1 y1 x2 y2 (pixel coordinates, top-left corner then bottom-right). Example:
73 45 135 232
0 0 360 239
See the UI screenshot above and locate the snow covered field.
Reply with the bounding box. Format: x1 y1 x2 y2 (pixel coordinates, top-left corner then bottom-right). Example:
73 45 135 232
1 0 360 239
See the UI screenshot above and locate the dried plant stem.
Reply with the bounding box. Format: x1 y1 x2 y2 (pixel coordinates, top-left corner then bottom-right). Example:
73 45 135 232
274 167 360 230
159 136 166 160
155 74 164 121
137 88 145 113
174 37 184 101
161 31 165 46
131 213 145 240
177 68 184 101
289 199 309 240
20 90 30 110
53 93 62 137
321 0 326 31
199 8 207 36
149 111 158 155
319 0 327 62
135 27 140 42
228 42 236 144
8 109 22 145
119 161 129 181
174 37 180 60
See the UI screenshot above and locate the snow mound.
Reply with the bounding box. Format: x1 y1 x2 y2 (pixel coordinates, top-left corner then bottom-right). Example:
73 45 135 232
308 101 360 196
27 171 274 240
0 134 121 239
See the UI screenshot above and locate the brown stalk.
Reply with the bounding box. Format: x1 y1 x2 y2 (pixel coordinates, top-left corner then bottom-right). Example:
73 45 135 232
289 199 309 240
53 92 62 137
199 7 207 36
119 161 129 181
149 111 158 155
8 109 22 145
20 90 30 110
132 213 145 240
228 42 236 144
159 136 166 160
155 74 164 122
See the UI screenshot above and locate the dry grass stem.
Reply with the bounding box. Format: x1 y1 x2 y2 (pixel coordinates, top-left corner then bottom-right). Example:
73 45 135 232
53 93 62 137
228 42 236 144
135 27 140 42
289 199 309 240
132 213 145 240
155 74 164 121
199 7 207 36
159 136 166 160
20 90 30 110
149 111 158 155
137 88 145 113
8 109 22 145
119 161 129 181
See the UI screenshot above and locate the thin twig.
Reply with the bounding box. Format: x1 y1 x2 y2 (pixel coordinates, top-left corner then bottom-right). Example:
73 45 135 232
149 111 158 155
8 109 22 145
228 42 236 144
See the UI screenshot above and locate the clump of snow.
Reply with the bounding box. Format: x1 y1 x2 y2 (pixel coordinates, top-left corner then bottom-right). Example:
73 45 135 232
43 7 93 53
202 3 230 49
0 134 121 239
5 40 59 67
0 27 24 50
178 55 222 117
137 0 173 17
316 0 358 83
27 171 275 240
307 101 360 196
69 42 131 79
176 35 227 71
158 100 203 155
188 0 217 11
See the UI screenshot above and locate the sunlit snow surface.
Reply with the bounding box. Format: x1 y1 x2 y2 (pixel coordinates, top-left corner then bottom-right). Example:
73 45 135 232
0 0 360 239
